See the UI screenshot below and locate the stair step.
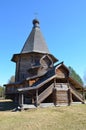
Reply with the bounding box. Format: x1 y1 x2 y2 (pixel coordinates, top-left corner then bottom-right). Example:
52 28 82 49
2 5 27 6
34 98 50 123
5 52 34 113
21 104 36 109
38 83 54 104
39 103 54 108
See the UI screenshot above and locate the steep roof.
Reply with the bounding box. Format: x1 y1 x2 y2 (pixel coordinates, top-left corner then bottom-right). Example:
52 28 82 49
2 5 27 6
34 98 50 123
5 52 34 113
21 19 50 54
12 19 58 63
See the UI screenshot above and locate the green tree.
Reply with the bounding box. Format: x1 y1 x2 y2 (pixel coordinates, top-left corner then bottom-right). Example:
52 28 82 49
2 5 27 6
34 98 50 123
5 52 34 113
68 66 83 85
0 86 5 98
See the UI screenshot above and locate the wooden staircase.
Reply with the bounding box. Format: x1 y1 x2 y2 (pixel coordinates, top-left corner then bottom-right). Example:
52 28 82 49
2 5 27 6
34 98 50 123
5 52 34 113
70 87 84 103
38 83 54 104
18 74 85 107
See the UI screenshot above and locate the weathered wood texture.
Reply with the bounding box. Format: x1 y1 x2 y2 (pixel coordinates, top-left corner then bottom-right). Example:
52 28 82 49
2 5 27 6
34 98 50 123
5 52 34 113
38 83 54 104
56 66 69 78
70 87 84 103
15 53 42 82
69 83 84 102
53 84 69 105
19 93 24 106
53 89 69 105
5 82 29 94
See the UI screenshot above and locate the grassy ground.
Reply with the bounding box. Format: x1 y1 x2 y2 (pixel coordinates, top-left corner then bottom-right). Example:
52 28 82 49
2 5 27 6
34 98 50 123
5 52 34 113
0 100 86 130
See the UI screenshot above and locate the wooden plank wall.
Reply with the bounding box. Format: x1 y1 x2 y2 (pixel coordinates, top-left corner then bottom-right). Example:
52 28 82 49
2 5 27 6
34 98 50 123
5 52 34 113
53 84 69 105
53 90 68 105
15 53 42 82
56 67 69 78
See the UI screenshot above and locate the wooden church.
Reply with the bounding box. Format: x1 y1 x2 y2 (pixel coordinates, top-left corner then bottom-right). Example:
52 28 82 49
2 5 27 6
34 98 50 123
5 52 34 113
5 19 85 109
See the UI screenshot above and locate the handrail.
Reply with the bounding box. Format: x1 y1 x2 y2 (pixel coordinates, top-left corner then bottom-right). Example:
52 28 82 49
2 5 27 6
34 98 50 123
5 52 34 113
38 83 54 103
70 87 84 103
18 75 57 92
70 85 83 99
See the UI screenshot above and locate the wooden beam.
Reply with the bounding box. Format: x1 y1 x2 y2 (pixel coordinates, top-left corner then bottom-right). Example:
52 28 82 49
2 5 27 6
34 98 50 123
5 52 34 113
82 89 85 102
19 93 24 107
18 75 57 92
68 88 72 105
54 78 56 87
36 89 38 107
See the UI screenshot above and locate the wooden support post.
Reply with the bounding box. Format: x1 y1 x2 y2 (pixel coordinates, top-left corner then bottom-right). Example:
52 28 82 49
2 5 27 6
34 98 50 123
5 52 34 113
82 89 85 102
19 93 21 105
21 93 24 105
19 93 24 109
54 78 56 88
36 89 38 107
68 88 72 106
67 79 71 105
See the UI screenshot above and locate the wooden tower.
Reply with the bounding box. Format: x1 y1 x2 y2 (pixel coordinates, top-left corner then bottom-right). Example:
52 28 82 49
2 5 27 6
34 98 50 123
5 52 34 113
11 19 58 82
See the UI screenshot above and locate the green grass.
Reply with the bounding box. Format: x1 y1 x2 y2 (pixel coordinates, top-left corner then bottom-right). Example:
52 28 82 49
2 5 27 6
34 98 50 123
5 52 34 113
0 101 86 130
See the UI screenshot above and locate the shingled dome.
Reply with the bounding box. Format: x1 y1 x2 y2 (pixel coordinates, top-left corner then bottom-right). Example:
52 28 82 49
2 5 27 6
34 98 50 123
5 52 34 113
12 19 58 63
33 19 40 26
21 18 50 54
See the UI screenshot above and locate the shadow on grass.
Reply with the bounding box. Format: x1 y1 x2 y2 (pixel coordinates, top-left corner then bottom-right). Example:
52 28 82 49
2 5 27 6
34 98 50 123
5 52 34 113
0 100 18 111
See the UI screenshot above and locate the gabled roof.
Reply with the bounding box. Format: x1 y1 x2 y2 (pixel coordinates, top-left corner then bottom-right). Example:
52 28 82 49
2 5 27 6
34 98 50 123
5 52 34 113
55 62 70 76
21 19 50 54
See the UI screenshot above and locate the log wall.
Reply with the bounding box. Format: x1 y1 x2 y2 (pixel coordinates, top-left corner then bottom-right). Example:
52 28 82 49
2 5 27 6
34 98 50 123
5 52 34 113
53 83 69 105
15 53 42 82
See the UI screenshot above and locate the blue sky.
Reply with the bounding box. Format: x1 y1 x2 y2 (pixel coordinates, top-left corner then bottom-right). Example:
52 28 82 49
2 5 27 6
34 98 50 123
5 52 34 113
0 0 86 86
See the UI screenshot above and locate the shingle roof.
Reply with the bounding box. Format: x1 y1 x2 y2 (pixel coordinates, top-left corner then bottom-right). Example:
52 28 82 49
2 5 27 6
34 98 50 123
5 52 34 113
12 19 58 63
21 19 50 54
